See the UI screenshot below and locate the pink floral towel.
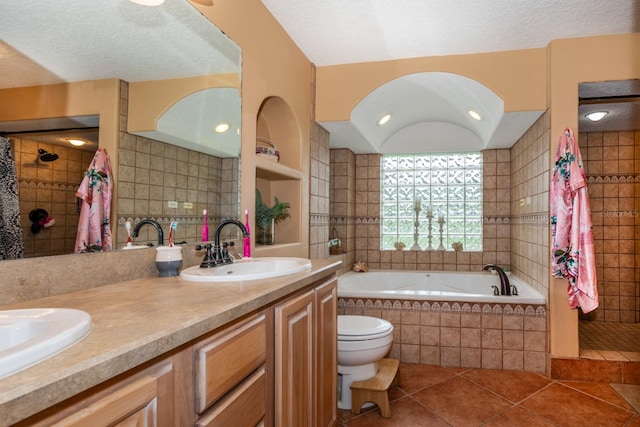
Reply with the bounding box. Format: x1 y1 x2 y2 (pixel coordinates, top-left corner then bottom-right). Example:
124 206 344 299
75 149 113 253
550 128 598 313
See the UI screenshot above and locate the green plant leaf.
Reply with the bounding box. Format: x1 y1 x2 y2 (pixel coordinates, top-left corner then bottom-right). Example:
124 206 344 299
255 189 290 228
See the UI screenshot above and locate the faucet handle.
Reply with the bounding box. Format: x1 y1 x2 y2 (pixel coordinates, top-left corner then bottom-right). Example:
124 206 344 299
197 244 216 269
491 285 500 296
510 284 518 296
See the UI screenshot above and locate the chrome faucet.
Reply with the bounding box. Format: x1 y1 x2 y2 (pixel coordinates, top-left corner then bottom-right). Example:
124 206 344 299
131 219 164 247
207 218 249 266
483 264 511 296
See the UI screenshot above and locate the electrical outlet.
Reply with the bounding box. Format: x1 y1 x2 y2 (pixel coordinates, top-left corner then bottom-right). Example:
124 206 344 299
167 201 178 208
183 202 193 209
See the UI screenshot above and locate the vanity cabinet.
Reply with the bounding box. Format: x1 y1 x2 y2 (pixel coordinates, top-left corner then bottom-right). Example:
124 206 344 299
274 278 337 427
10 272 338 427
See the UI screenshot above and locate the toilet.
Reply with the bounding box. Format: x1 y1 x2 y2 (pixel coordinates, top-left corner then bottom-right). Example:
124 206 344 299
337 315 394 410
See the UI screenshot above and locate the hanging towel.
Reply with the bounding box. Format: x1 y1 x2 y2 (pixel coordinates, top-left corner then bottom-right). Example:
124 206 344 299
0 137 24 260
75 149 113 253
550 128 598 313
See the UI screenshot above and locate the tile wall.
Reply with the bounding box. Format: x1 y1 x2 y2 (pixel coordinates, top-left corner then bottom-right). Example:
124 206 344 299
328 151 511 271
510 112 551 294
11 136 95 257
328 112 551 283
339 299 548 372
116 81 239 248
309 121 331 259
581 129 640 323
329 148 356 272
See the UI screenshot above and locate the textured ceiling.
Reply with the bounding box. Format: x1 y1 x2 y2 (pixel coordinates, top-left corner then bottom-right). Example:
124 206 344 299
0 0 240 89
263 0 640 153
2 1 637 155
261 0 638 66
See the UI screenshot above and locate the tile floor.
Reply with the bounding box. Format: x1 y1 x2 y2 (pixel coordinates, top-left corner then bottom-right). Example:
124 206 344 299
338 363 640 426
579 321 640 362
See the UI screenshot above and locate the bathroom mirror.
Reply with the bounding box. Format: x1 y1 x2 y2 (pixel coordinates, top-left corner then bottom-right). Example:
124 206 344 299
0 0 242 258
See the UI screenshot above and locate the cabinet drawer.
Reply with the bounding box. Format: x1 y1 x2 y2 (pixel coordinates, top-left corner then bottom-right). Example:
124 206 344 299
52 374 159 427
196 366 266 427
195 313 266 413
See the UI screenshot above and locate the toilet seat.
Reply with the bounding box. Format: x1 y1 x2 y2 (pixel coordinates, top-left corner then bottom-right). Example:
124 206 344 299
338 315 393 341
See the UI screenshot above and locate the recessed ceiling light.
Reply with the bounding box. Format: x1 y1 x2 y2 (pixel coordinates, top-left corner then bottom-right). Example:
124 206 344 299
129 0 165 5
67 139 86 147
214 123 230 133
468 109 482 121
378 113 392 126
586 111 608 122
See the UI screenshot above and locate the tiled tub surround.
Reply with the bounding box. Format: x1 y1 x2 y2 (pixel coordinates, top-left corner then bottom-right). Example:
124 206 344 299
327 113 552 373
328 112 551 290
338 298 548 373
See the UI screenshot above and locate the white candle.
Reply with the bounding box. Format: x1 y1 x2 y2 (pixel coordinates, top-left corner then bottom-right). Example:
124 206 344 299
427 205 433 217
414 198 421 210
438 212 445 223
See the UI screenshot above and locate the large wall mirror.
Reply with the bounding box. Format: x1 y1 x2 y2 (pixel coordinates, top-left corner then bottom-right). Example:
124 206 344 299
0 0 242 259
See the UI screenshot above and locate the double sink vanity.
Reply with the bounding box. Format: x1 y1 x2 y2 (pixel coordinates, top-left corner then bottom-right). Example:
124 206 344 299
0 256 341 426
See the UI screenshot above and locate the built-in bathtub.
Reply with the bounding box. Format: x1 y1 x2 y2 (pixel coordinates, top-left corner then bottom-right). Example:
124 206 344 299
337 270 548 373
338 270 545 305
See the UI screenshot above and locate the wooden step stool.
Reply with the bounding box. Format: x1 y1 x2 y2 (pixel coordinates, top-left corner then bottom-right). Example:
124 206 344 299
349 358 401 418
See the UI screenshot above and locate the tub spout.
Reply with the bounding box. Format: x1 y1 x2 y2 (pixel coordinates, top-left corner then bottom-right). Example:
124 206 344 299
483 264 511 296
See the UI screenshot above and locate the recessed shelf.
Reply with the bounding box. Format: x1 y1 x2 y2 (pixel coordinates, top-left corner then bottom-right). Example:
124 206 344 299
255 156 303 181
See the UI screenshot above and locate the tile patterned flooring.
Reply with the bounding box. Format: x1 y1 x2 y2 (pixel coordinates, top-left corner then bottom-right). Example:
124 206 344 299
579 321 640 362
338 363 640 426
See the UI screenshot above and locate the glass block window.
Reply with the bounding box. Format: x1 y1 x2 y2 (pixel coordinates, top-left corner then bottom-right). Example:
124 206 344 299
381 153 483 251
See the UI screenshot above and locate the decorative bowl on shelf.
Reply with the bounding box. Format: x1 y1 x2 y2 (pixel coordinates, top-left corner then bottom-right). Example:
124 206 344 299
256 137 279 162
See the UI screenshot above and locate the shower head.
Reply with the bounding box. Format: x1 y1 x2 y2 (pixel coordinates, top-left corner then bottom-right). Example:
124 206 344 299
38 149 58 162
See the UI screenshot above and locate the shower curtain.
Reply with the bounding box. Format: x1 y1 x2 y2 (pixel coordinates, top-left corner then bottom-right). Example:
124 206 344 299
75 148 113 253
0 136 24 260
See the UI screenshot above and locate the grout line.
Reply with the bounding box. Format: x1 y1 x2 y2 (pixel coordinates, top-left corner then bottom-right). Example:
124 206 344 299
559 381 639 414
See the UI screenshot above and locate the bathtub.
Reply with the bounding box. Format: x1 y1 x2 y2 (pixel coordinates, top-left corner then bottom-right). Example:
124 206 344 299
338 270 545 305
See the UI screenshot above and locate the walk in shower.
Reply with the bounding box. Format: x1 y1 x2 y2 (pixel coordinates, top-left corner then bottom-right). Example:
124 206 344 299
578 79 640 358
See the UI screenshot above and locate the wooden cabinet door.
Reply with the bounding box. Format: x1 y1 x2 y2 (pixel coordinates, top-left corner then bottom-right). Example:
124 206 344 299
315 279 337 427
274 289 314 427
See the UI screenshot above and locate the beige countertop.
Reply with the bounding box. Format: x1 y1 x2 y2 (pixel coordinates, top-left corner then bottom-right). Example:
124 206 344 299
0 259 341 426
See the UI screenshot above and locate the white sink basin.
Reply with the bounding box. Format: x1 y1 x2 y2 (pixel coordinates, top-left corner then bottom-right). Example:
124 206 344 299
180 257 312 282
0 308 92 379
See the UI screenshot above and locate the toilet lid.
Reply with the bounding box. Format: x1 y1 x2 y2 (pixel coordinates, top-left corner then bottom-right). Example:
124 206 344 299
338 315 392 340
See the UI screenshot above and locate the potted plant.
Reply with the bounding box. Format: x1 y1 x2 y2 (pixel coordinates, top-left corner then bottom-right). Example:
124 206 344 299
255 189 290 245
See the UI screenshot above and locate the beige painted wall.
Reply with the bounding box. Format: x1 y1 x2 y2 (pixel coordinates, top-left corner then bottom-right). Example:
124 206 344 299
193 0 313 257
316 48 548 121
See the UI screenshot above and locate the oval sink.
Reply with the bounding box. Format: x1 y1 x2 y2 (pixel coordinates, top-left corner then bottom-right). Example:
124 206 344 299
0 308 92 379
180 257 312 282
